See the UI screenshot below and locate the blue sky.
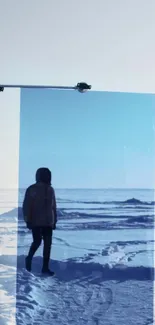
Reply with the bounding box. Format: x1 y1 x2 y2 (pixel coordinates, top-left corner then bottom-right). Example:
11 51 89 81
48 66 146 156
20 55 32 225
19 89 155 189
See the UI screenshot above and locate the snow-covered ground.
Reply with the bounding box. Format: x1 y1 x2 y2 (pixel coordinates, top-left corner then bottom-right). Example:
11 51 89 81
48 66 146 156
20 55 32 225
0 189 154 324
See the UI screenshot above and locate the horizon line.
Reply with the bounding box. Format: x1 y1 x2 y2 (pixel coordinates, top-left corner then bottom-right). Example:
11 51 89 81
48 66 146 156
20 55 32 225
1 187 154 191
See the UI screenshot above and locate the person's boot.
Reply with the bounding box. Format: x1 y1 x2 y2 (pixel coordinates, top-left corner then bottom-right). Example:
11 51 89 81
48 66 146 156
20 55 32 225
42 257 55 276
25 256 32 272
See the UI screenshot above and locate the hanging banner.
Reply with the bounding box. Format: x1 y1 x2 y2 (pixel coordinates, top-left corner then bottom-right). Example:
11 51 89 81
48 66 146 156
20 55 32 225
0 88 154 325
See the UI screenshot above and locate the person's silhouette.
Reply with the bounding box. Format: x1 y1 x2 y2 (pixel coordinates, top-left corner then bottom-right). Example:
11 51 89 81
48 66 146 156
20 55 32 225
22 167 57 275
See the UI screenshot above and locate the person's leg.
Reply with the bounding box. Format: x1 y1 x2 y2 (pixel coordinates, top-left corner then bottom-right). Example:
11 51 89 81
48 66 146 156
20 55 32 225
42 227 53 273
26 227 42 271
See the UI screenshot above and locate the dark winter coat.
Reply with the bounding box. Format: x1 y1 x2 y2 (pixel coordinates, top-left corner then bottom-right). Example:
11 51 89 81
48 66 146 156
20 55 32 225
22 182 57 228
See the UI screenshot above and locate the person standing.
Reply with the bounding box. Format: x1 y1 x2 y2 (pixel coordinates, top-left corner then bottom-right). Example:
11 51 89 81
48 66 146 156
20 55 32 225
22 167 57 275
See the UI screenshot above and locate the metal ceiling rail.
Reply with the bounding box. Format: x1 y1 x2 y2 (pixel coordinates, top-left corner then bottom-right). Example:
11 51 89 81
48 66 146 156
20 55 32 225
0 82 92 93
